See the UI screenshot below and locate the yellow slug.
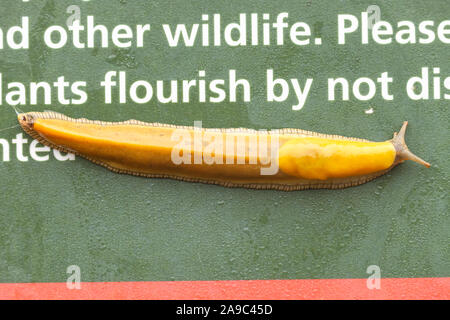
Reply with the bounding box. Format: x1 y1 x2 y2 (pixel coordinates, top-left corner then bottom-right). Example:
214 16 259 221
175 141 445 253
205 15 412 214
17 111 430 191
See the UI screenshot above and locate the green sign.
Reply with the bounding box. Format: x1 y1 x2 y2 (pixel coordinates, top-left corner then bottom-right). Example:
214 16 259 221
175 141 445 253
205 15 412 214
0 0 448 284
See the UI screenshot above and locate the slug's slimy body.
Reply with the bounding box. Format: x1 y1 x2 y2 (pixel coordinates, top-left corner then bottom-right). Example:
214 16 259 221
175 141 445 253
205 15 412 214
18 112 430 191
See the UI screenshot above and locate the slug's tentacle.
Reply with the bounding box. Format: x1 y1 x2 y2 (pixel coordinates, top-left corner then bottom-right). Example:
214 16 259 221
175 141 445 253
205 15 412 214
392 121 431 168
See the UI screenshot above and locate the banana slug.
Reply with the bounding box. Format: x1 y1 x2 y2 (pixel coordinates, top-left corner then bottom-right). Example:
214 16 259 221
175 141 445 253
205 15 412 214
17 111 430 191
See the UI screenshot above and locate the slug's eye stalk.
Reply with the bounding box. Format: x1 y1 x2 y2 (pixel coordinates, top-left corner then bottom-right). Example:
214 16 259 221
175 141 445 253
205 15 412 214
17 113 35 129
393 121 431 168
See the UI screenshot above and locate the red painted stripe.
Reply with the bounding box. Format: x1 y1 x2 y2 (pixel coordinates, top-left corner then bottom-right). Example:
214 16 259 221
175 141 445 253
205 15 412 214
0 278 448 300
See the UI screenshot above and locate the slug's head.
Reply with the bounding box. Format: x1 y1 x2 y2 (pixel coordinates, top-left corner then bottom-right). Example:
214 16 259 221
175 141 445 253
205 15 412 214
392 121 430 168
17 113 35 131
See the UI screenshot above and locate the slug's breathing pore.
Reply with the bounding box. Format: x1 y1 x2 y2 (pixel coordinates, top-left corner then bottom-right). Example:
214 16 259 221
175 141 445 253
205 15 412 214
17 112 430 191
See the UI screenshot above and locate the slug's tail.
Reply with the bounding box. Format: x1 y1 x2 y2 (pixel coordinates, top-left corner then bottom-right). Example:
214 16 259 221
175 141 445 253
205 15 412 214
392 121 430 168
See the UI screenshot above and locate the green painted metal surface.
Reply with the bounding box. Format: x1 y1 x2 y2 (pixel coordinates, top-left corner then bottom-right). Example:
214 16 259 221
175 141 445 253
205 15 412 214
0 0 448 283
